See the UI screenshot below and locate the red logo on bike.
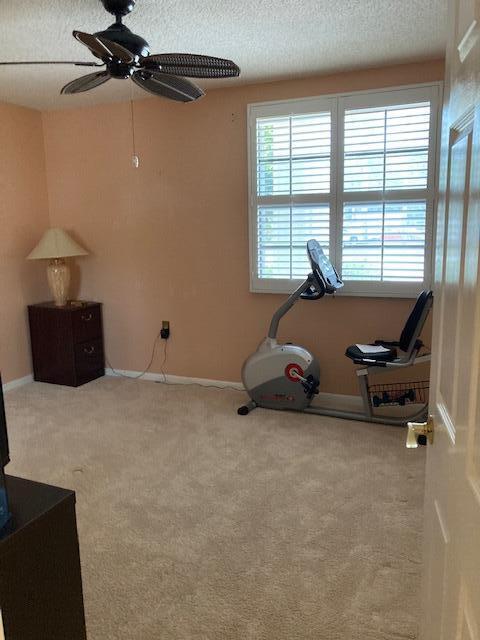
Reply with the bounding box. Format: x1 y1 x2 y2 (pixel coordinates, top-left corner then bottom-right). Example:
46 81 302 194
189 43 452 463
285 363 304 382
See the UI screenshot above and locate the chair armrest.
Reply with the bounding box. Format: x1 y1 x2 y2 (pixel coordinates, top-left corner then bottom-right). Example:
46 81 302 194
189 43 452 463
374 340 400 348
353 358 387 367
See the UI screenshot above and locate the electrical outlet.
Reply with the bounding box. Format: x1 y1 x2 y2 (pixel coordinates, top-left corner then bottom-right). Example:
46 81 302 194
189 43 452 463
161 321 170 340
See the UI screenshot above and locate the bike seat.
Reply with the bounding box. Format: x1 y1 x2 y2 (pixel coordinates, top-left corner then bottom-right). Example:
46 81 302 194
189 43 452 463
345 344 398 364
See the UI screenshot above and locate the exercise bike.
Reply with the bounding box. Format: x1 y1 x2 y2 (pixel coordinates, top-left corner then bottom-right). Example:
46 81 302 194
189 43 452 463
238 240 432 426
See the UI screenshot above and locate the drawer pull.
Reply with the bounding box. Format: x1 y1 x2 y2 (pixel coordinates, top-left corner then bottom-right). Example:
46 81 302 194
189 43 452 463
81 313 93 322
83 345 95 355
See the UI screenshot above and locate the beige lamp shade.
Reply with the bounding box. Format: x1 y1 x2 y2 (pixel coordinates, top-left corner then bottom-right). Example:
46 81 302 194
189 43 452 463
27 228 88 307
27 228 88 260
27 229 88 260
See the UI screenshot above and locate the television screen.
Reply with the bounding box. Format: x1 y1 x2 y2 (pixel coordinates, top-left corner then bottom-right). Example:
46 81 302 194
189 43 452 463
0 376 9 467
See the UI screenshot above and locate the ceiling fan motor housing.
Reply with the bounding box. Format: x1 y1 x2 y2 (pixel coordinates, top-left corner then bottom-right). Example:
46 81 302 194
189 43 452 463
101 0 136 17
95 23 150 59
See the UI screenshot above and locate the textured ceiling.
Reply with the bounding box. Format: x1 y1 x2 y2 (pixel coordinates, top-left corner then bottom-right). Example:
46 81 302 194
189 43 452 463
0 0 447 111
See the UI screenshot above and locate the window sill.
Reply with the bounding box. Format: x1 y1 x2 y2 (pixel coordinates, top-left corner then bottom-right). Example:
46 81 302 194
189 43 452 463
250 279 428 299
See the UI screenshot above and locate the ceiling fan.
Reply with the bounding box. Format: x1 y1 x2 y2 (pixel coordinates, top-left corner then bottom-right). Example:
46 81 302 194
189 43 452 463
0 0 241 102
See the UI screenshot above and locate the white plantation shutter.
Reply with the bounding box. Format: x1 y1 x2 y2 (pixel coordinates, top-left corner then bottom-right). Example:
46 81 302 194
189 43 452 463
258 205 330 279
338 90 436 295
257 113 331 195
342 201 427 281
343 103 431 192
251 101 335 290
248 85 439 295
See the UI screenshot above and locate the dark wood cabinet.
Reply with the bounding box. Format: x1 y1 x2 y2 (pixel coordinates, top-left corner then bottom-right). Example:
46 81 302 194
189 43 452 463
0 375 8 467
28 302 105 387
0 476 87 640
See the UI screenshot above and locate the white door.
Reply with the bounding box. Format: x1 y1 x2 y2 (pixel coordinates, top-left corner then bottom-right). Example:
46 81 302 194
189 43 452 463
421 1 480 638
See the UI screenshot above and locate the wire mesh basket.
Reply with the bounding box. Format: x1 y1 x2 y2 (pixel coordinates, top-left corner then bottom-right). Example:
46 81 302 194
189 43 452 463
369 380 429 408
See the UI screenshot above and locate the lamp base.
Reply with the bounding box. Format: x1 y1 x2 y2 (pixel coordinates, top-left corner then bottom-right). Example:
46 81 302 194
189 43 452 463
47 258 70 307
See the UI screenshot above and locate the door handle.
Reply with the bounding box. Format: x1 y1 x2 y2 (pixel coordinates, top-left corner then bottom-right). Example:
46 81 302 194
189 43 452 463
406 415 434 448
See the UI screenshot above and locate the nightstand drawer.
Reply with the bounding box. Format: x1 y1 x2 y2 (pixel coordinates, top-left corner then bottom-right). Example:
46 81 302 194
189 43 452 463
74 339 104 380
72 306 102 343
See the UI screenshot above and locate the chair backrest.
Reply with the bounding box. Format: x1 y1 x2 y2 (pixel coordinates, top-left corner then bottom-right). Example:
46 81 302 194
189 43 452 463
399 290 433 353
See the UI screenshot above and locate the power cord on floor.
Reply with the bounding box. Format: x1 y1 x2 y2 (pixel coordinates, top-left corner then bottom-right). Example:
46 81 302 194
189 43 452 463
105 330 162 380
159 339 168 383
156 378 243 392
106 331 243 392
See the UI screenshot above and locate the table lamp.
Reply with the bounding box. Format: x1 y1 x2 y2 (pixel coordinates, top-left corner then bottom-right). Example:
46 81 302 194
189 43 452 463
27 228 89 307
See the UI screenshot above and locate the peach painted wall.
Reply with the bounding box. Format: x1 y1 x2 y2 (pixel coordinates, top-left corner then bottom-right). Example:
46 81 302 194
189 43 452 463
0 103 50 384
42 59 444 394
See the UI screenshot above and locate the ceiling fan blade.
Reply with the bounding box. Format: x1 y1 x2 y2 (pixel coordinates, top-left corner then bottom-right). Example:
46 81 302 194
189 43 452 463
73 31 133 64
61 70 111 95
73 31 112 61
132 70 204 102
0 61 103 67
141 53 240 79
96 36 135 64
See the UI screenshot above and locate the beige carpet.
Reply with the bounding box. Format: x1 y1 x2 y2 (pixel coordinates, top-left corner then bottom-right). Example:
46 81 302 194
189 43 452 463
5 377 425 640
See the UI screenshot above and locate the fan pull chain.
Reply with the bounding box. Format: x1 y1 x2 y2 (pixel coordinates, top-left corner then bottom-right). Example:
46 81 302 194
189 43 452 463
130 93 139 169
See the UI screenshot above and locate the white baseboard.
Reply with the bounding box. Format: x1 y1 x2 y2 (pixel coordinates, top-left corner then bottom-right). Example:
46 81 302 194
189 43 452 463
2 374 34 393
2 368 360 412
105 368 244 390
104 367 360 409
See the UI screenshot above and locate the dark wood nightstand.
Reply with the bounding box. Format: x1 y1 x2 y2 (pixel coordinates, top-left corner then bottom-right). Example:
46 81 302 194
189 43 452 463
28 302 105 387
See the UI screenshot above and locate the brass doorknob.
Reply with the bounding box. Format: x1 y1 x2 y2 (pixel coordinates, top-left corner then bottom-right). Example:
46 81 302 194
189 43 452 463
406 416 434 448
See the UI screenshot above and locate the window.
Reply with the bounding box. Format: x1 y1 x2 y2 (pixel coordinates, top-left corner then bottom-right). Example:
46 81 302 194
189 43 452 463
248 84 440 296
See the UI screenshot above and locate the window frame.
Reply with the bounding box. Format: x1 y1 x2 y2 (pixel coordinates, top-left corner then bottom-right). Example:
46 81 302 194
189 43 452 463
247 82 442 297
